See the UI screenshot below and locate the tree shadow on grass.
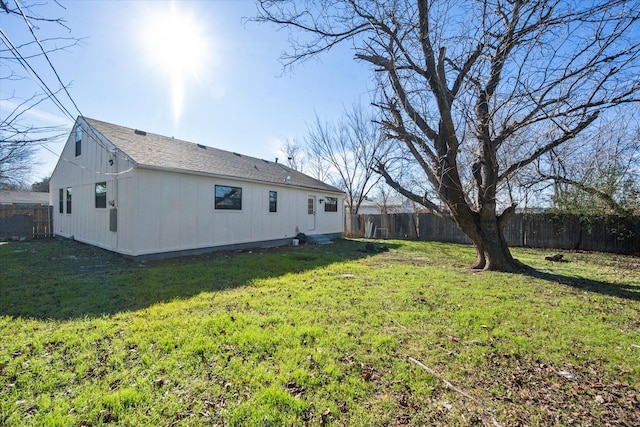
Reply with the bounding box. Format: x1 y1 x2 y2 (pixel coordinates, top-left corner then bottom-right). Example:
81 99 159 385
0 238 400 321
521 266 640 302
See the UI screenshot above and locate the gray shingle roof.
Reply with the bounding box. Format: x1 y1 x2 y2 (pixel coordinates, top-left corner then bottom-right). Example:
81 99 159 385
83 118 342 193
0 190 49 205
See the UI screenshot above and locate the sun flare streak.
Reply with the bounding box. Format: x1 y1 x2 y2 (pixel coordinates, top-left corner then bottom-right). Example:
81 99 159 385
138 3 210 122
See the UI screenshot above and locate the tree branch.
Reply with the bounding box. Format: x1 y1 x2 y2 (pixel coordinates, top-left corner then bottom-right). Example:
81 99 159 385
540 173 633 216
374 160 445 214
499 112 600 181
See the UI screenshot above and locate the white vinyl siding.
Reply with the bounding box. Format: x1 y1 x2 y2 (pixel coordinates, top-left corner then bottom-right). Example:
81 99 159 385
50 118 344 257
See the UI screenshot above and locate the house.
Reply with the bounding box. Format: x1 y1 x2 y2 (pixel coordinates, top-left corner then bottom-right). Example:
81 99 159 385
0 190 50 206
356 196 424 215
49 117 345 258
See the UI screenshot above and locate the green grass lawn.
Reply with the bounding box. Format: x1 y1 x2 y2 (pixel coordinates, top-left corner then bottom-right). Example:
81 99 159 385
1 238 638 426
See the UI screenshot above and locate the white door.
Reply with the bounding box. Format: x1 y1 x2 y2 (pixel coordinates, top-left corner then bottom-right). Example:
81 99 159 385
307 196 316 231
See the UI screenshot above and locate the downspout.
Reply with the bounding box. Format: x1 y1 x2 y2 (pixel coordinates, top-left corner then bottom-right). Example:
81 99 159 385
47 203 51 237
111 149 119 250
115 155 118 249
112 149 118 208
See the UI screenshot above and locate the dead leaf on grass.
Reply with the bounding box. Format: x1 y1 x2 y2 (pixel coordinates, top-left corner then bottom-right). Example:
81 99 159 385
284 380 306 398
321 407 331 425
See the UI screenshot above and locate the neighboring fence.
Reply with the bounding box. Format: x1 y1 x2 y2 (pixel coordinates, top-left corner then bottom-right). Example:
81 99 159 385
0 205 53 240
345 212 640 254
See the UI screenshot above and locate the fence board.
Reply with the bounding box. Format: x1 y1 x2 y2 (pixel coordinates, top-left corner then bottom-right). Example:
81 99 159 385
417 213 471 244
390 213 418 239
346 212 640 254
0 205 53 240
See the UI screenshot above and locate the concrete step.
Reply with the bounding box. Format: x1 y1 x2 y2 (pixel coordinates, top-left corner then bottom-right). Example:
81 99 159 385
306 235 334 245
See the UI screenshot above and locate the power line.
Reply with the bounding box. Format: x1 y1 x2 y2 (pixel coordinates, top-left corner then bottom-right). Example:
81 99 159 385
0 28 75 121
39 142 133 176
0 29 122 159
14 0 83 117
1 3 135 176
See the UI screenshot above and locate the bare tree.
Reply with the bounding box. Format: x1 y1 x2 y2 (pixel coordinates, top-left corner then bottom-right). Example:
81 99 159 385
1 93 67 187
279 137 305 171
1 0 80 188
256 0 640 271
304 154 332 183
31 175 50 192
305 103 390 213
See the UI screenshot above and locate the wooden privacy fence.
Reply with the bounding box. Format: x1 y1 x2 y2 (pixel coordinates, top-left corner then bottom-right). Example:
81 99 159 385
345 213 640 254
0 205 53 240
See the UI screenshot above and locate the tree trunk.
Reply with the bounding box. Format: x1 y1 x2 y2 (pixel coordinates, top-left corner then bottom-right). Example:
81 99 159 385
455 211 524 272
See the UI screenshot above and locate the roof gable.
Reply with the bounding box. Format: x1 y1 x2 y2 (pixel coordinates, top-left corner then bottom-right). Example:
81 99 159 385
83 118 342 193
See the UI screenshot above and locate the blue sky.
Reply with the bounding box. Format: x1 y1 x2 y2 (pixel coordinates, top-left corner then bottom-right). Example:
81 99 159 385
1 0 375 182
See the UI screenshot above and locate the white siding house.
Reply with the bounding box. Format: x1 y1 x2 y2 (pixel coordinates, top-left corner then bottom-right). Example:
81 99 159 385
49 117 345 258
356 196 421 215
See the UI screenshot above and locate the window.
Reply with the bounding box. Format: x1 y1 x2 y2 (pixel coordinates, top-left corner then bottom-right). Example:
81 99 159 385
59 188 64 213
66 187 72 214
324 197 338 212
308 197 315 214
75 126 82 157
269 191 277 213
215 185 242 210
95 182 107 208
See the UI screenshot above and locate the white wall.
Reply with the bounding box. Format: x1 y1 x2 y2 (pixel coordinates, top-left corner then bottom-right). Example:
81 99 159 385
49 120 132 252
50 119 344 257
127 168 344 256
